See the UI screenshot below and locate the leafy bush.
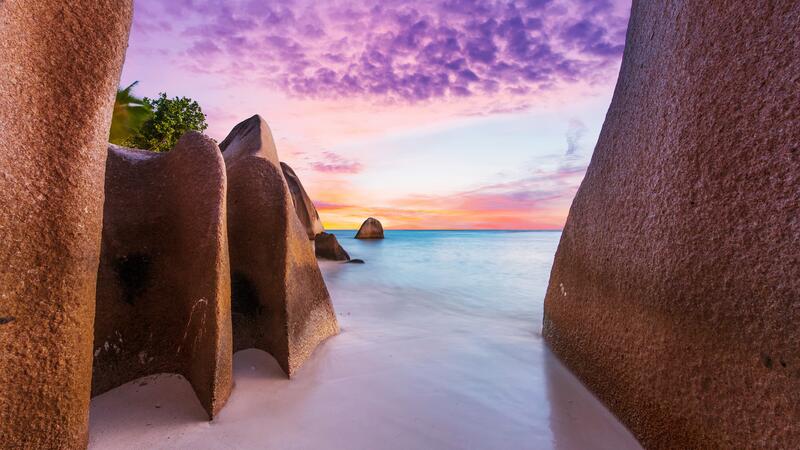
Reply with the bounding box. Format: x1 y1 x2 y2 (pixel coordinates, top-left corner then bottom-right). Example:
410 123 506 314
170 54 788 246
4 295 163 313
127 93 208 153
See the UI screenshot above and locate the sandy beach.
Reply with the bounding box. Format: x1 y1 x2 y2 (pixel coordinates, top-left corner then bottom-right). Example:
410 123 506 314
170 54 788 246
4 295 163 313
89 231 640 450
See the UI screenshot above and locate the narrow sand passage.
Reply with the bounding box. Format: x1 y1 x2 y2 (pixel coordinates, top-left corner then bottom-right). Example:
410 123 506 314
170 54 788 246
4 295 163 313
89 231 641 449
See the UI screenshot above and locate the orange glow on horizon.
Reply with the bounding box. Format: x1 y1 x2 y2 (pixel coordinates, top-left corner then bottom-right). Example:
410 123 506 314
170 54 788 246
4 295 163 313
318 205 568 231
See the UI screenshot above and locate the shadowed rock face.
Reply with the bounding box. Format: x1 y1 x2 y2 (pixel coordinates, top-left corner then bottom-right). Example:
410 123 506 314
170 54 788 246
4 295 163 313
543 2 800 448
0 1 132 449
315 232 351 261
221 115 339 377
93 134 232 419
355 217 384 239
281 162 325 240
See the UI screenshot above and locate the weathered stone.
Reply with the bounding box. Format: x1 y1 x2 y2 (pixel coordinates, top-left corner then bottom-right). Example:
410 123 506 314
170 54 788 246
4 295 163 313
221 115 339 376
355 217 384 239
93 135 232 419
281 162 325 240
543 2 800 449
0 1 132 448
315 232 351 261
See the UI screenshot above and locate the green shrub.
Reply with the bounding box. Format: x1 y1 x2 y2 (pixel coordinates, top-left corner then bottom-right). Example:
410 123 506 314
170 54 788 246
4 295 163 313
127 93 208 153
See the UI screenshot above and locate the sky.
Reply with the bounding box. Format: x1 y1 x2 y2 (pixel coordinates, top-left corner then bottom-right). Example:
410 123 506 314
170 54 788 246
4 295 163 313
122 0 631 229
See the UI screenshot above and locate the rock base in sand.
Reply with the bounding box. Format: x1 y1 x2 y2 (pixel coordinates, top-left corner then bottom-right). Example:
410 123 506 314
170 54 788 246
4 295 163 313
221 115 339 377
543 2 800 448
0 1 132 448
93 135 232 419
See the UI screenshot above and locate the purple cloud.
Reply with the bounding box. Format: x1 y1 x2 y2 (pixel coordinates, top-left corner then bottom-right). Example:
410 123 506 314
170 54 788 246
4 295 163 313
133 0 630 103
309 152 363 174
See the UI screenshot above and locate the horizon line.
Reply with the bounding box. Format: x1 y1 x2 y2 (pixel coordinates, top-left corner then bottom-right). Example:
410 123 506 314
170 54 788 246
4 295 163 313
325 228 564 232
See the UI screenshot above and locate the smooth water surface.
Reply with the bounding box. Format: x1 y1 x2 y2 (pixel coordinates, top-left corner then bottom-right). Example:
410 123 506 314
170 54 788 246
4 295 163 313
327 230 559 328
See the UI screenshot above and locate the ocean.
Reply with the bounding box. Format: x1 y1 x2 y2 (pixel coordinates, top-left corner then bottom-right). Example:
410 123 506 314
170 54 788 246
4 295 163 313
325 230 562 332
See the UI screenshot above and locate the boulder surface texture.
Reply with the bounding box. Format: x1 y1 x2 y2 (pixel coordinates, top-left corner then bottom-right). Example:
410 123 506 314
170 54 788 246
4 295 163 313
315 232 351 261
355 217 384 239
543 2 800 448
281 162 325 239
93 135 232 418
221 115 339 377
0 1 132 448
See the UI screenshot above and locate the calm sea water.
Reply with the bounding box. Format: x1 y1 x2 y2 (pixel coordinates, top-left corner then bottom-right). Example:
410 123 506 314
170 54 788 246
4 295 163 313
326 229 562 330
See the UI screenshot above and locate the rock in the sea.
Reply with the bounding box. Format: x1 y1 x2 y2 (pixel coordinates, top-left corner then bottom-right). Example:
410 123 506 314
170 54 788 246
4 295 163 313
355 217 385 239
281 162 325 240
0 1 132 448
315 232 351 261
221 115 339 376
93 134 232 419
543 2 800 449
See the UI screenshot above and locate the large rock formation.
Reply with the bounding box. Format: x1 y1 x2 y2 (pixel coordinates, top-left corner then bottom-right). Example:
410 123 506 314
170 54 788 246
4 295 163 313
543 2 800 448
93 135 232 418
0 1 133 449
355 217 384 239
281 162 325 239
221 115 339 376
315 232 351 261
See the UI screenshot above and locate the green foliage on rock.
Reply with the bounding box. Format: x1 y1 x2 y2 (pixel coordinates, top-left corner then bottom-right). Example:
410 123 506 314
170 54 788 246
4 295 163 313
128 93 209 153
109 82 152 146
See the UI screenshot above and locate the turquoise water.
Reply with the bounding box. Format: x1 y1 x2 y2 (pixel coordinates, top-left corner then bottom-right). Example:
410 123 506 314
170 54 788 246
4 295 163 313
326 230 562 330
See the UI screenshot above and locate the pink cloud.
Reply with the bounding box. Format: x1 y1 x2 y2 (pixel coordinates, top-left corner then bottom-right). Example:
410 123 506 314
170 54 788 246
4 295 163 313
309 151 363 174
313 160 589 229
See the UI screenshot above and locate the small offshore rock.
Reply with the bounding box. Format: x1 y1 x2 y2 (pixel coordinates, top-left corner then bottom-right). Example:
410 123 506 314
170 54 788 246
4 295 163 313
315 232 350 261
355 217 384 239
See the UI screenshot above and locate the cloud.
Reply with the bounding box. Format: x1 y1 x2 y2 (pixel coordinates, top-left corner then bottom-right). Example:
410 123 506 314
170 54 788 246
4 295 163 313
132 0 629 104
309 151 363 174
313 122 594 229
565 118 587 157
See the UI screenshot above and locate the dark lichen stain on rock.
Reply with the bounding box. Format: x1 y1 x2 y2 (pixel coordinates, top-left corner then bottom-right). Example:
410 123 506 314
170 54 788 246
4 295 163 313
0 317 15 325
231 272 261 317
700 377 711 392
114 253 151 305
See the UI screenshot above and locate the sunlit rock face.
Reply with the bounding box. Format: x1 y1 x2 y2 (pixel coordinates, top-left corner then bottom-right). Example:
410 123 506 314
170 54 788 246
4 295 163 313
93 135 232 419
221 115 339 377
355 217 385 239
281 162 325 240
543 2 800 448
0 1 132 448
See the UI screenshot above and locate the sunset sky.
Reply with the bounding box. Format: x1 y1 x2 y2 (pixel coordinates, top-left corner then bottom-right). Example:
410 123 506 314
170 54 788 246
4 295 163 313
122 0 630 229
